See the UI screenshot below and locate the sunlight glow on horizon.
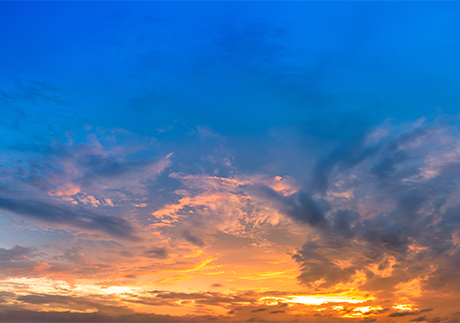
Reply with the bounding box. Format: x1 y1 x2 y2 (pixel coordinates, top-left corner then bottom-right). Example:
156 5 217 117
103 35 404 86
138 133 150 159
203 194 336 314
260 294 373 306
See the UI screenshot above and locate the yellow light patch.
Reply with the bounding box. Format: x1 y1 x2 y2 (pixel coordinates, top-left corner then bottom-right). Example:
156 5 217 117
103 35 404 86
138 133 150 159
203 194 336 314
260 294 371 306
392 303 415 311
353 306 383 313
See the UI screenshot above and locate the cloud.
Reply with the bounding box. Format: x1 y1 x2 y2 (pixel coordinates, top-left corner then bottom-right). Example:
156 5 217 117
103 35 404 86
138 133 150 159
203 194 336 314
16 293 133 314
0 196 137 239
293 240 358 288
143 248 168 259
331 209 360 239
0 246 34 263
183 230 205 247
389 309 433 317
0 246 42 280
0 292 16 304
269 310 285 314
251 308 267 313
77 154 156 180
2 128 172 209
146 291 257 307
0 309 183 322
254 186 328 226
61 247 87 264
266 117 460 296
0 79 68 106
141 117 460 302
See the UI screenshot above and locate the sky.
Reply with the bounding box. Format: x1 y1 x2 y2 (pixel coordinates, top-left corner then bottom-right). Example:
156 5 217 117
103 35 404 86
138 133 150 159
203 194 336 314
1 1 460 322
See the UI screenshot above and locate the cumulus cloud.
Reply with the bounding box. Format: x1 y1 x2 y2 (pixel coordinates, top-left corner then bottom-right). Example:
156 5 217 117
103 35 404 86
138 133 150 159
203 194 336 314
245 117 460 303
2 116 460 321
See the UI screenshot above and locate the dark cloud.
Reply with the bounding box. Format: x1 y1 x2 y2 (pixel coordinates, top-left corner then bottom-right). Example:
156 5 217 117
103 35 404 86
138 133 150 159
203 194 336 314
357 213 411 254
16 294 131 314
389 308 433 317
77 154 156 180
293 240 357 288
0 246 34 263
246 318 259 322
0 246 38 277
255 186 328 226
183 230 205 247
410 315 428 322
1 128 170 207
332 209 360 238
0 196 137 240
0 292 16 304
251 308 268 313
269 310 285 314
143 248 168 259
273 118 460 293
147 291 257 307
423 248 460 291
0 79 68 106
0 308 197 322
62 248 86 264
9 142 71 158
309 138 378 196
119 250 135 257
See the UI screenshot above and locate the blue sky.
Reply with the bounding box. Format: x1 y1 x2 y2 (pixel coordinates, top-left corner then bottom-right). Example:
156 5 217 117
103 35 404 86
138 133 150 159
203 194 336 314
2 1 460 176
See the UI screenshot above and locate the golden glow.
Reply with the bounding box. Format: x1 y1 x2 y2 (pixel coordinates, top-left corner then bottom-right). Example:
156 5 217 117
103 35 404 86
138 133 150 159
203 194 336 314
342 313 364 318
1 170 448 321
395 279 422 298
340 305 384 318
367 256 396 278
353 306 383 313
99 286 139 294
240 270 296 280
260 294 372 306
392 303 415 311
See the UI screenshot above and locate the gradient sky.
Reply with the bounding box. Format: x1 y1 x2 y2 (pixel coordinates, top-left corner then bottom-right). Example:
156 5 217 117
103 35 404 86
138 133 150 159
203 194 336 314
1 1 460 322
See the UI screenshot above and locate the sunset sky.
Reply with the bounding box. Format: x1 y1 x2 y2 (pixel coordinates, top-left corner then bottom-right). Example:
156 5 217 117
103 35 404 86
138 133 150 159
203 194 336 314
1 1 460 322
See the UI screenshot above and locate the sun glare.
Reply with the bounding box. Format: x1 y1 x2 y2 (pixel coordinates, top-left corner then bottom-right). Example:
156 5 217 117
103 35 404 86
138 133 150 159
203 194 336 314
392 304 415 311
260 294 372 306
